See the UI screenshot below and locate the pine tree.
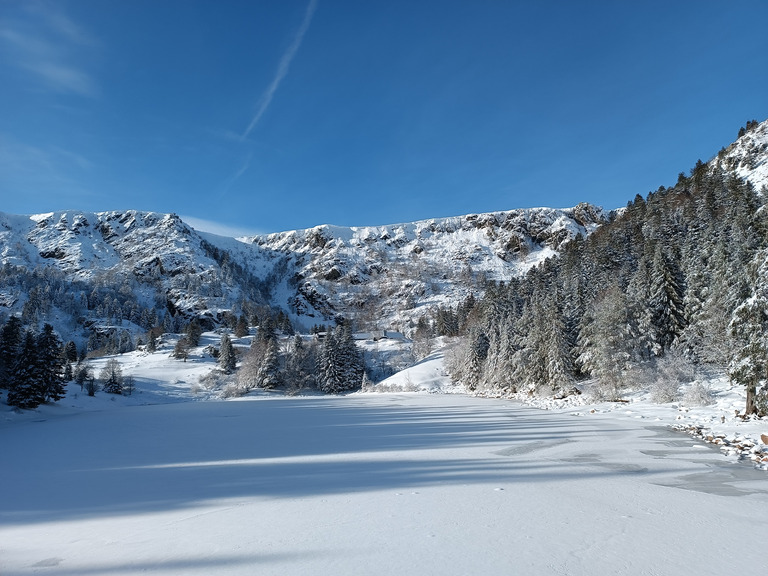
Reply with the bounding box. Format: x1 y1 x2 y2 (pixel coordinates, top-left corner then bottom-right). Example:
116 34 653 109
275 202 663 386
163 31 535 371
256 338 281 389
7 331 44 409
649 246 686 353
100 358 123 394
285 333 312 391
173 337 190 361
36 323 65 402
63 340 79 363
729 295 768 416
576 284 633 400
185 318 203 346
234 315 249 338
317 325 364 393
0 316 23 390
218 333 237 374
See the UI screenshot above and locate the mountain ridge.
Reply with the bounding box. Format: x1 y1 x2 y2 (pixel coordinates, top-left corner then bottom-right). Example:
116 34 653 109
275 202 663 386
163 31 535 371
1 119 767 343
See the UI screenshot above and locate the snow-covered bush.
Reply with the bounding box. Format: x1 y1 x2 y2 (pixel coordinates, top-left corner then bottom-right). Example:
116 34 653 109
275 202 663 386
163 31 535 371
650 379 679 404
197 369 235 396
682 381 714 407
583 379 620 402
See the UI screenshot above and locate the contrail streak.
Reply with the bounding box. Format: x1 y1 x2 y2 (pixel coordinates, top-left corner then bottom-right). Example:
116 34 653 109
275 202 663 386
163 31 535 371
242 0 318 139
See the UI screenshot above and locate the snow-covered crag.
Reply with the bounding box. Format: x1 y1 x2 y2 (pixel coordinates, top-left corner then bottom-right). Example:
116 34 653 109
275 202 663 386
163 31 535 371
715 119 768 193
246 203 606 326
0 210 271 327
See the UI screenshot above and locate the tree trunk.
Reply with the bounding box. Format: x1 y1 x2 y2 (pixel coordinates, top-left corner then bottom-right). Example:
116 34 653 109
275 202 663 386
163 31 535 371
746 382 757 415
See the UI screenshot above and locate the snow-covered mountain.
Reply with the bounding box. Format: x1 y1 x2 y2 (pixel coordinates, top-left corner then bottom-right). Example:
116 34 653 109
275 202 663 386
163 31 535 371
0 203 606 332
1 119 767 336
0 210 271 329
245 203 606 327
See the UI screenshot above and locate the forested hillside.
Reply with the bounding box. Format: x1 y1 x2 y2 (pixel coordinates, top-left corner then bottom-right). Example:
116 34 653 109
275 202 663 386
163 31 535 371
448 120 768 414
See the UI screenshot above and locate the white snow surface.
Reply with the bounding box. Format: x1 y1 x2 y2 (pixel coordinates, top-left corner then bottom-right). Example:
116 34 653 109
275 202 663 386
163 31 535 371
2 340 767 575
717 119 768 193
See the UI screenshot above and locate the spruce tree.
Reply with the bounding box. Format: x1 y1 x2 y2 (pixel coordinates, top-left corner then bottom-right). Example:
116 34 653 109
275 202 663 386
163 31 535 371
7 330 44 409
0 316 23 390
256 339 281 389
234 315 249 338
100 359 123 394
64 340 79 363
648 246 686 353
36 323 65 402
219 333 237 374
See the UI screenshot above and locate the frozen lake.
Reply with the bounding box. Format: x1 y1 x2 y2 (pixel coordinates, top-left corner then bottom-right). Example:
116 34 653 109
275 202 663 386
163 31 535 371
2 393 767 575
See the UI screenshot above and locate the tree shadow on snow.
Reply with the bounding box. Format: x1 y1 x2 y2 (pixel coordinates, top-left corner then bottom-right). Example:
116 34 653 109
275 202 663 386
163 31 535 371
1 395 676 526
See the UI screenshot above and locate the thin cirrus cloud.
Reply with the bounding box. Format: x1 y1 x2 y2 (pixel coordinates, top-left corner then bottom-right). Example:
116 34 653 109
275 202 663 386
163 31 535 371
241 0 318 139
0 4 98 97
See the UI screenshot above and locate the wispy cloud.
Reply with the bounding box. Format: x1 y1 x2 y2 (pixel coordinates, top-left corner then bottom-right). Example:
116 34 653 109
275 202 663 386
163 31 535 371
242 0 318 139
218 153 253 197
0 2 98 97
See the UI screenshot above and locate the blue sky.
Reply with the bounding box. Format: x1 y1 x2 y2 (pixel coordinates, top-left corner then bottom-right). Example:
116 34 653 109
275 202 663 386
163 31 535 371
1 0 766 236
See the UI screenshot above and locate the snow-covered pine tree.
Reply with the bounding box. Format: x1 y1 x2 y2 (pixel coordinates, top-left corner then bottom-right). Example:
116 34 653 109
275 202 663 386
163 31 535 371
285 333 313 390
317 325 363 393
728 294 768 416
576 283 633 400
256 338 281 389
100 358 123 394
218 333 237 374
648 246 686 353
463 329 489 391
36 323 65 402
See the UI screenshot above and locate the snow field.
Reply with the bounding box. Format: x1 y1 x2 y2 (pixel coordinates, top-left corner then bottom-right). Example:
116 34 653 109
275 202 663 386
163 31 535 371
2 391 768 575
2 334 768 574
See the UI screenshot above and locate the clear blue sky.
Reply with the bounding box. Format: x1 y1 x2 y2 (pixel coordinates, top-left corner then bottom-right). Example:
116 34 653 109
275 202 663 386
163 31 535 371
1 0 766 235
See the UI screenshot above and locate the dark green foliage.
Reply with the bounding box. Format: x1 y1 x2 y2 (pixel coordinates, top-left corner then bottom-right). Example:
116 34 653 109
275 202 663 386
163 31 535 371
64 340 79 363
185 319 203 347
7 331 45 408
317 325 364 393
449 158 766 402
0 316 23 390
5 323 65 408
218 333 237 374
234 315 249 338
36 323 65 402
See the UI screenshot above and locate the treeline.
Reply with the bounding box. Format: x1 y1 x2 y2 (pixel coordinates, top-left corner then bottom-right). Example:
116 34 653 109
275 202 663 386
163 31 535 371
221 322 365 396
444 161 768 414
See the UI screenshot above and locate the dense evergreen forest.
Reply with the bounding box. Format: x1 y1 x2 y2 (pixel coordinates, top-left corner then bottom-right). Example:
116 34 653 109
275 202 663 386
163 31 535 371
446 146 768 415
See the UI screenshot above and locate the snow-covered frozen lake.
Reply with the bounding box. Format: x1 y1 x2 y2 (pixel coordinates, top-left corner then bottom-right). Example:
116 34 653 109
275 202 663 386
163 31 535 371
2 393 767 575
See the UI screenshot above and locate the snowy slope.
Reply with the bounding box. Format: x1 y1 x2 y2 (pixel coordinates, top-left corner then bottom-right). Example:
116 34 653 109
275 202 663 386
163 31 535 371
714 119 768 192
